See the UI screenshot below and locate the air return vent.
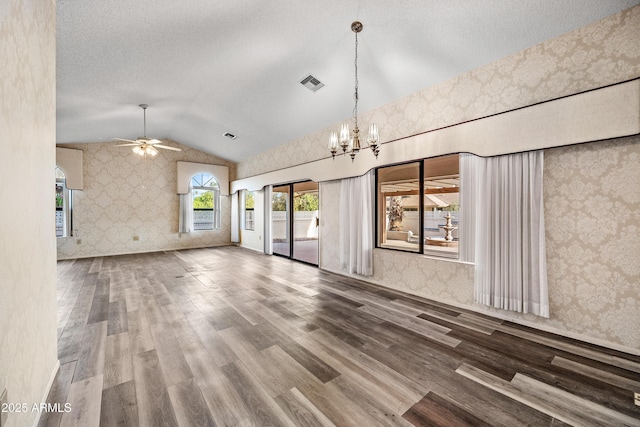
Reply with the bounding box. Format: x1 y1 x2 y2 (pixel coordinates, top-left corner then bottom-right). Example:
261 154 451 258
300 74 324 92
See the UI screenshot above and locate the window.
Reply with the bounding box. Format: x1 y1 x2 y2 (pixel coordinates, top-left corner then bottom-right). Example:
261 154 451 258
423 155 460 257
244 190 255 231
55 167 72 237
191 173 220 230
377 154 460 258
377 162 421 252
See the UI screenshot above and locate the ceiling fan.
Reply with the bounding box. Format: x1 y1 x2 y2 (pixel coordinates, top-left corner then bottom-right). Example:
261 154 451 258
114 104 182 156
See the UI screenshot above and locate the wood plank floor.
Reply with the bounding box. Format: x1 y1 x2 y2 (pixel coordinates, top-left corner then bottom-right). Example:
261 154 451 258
40 246 640 426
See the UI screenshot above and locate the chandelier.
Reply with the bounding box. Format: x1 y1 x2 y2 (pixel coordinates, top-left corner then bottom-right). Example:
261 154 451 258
328 21 380 161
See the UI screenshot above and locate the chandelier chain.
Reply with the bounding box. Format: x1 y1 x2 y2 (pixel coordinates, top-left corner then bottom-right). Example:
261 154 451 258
353 30 359 130
328 20 378 160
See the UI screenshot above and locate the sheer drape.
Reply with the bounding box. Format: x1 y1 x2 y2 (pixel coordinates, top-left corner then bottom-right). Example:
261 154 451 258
459 153 478 263
231 191 239 243
263 186 272 254
178 193 192 233
474 151 549 317
339 171 374 276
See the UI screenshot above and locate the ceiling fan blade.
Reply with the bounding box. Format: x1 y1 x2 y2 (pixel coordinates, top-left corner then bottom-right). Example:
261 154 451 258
112 137 138 143
115 143 142 147
155 145 182 151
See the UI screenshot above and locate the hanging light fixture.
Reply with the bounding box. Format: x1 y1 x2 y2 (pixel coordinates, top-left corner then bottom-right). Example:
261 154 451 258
329 21 380 161
114 104 181 157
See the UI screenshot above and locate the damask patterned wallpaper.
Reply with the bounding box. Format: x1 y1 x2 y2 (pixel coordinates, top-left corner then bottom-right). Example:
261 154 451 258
237 5 640 180
544 136 639 349
56 141 236 260
319 136 640 352
1 1 58 426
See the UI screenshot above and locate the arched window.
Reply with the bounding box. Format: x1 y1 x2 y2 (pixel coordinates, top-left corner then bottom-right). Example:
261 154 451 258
191 173 221 230
55 167 72 237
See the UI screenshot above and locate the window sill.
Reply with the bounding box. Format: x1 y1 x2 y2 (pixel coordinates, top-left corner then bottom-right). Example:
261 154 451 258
374 246 474 266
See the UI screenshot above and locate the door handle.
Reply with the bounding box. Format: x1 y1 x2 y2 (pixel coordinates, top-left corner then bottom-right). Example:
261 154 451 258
315 216 319 227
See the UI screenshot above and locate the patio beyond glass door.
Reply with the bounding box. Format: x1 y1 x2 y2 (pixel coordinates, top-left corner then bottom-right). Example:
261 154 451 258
292 181 319 265
272 185 290 257
271 181 319 265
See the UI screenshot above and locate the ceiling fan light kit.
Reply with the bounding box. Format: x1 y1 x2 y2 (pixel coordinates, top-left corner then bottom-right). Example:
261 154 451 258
114 104 182 156
329 21 380 161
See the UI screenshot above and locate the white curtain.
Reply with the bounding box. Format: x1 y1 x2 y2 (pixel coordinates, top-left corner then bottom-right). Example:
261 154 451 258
263 186 272 254
231 191 240 243
474 150 549 317
459 153 478 263
339 171 374 276
178 193 192 233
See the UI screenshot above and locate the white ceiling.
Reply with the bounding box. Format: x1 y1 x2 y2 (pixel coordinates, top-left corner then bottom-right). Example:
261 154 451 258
56 0 639 163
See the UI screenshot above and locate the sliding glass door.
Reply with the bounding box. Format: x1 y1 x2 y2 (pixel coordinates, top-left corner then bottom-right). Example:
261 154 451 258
271 181 319 265
272 185 290 257
293 181 319 265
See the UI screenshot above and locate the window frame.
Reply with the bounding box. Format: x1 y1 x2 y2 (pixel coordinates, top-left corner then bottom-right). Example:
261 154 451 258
243 190 255 231
375 154 460 259
190 173 221 231
55 167 73 238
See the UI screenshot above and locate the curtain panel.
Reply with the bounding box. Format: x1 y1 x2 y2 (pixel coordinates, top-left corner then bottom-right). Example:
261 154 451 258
339 171 374 276
178 193 193 233
231 192 240 243
263 186 272 255
459 153 478 263
474 151 549 317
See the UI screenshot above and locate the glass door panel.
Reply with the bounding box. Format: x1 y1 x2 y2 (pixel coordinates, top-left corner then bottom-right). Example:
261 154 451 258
292 181 319 265
272 185 290 257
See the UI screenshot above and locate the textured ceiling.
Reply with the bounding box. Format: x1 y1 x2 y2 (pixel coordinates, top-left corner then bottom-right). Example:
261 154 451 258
56 0 639 163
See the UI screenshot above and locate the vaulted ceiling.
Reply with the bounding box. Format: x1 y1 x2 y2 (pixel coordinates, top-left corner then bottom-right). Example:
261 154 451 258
56 0 639 163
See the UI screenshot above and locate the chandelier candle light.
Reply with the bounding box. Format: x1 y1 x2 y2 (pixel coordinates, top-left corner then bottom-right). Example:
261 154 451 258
329 21 380 161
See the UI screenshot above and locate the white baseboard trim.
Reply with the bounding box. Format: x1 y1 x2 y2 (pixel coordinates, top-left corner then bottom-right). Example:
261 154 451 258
32 359 60 427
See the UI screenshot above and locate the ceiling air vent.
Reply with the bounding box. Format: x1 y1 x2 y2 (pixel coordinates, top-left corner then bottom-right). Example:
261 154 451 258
223 132 237 140
300 74 324 92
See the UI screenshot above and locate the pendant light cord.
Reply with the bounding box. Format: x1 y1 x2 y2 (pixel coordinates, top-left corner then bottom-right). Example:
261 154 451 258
353 30 359 131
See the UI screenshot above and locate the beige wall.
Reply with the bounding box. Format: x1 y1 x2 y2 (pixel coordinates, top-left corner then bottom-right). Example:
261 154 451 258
238 6 640 352
56 141 236 260
0 1 58 426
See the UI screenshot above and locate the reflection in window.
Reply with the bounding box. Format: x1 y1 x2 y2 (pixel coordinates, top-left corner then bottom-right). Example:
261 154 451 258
191 174 220 230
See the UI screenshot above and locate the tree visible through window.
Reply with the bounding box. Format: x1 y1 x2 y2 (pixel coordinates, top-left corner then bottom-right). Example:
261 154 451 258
191 173 220 230
244 190 255 231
